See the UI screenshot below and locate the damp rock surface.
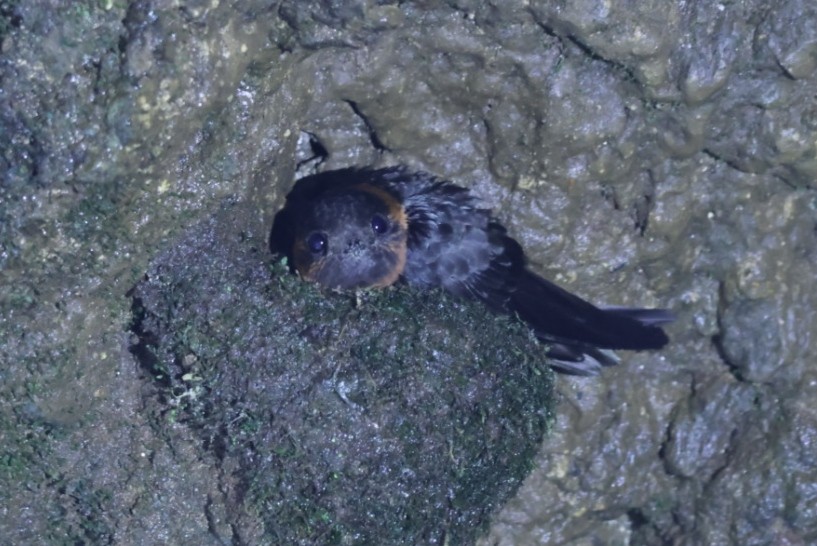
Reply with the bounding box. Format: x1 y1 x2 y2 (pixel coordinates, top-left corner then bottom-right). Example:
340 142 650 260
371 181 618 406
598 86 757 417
1 1 816 545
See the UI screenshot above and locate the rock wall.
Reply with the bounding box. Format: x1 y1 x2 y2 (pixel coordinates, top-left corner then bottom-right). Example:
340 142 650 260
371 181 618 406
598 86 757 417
1 1 815 544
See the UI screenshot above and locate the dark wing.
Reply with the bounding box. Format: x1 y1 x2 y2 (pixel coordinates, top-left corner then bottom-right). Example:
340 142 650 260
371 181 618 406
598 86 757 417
507 269 672 375
391 171 672 375
444 226 673 376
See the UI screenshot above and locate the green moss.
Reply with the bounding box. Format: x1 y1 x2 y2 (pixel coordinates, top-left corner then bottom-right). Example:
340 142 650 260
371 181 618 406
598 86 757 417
0 390 118 544
0 414 48 484
132 208 555 545
0 1 20 41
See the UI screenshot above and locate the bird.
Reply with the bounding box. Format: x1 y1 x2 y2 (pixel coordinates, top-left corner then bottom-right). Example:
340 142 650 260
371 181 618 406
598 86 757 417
269 166 673 375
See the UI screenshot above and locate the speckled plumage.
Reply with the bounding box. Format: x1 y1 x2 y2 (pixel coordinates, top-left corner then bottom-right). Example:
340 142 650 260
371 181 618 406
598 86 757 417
270 166 673 375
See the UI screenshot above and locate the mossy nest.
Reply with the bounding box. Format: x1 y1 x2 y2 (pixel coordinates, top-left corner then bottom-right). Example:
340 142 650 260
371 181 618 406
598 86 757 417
130 206 555 545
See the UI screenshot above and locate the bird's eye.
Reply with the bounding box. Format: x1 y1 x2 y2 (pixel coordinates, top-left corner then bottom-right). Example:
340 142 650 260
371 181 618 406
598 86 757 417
371 213 389 234
306 232 327 254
